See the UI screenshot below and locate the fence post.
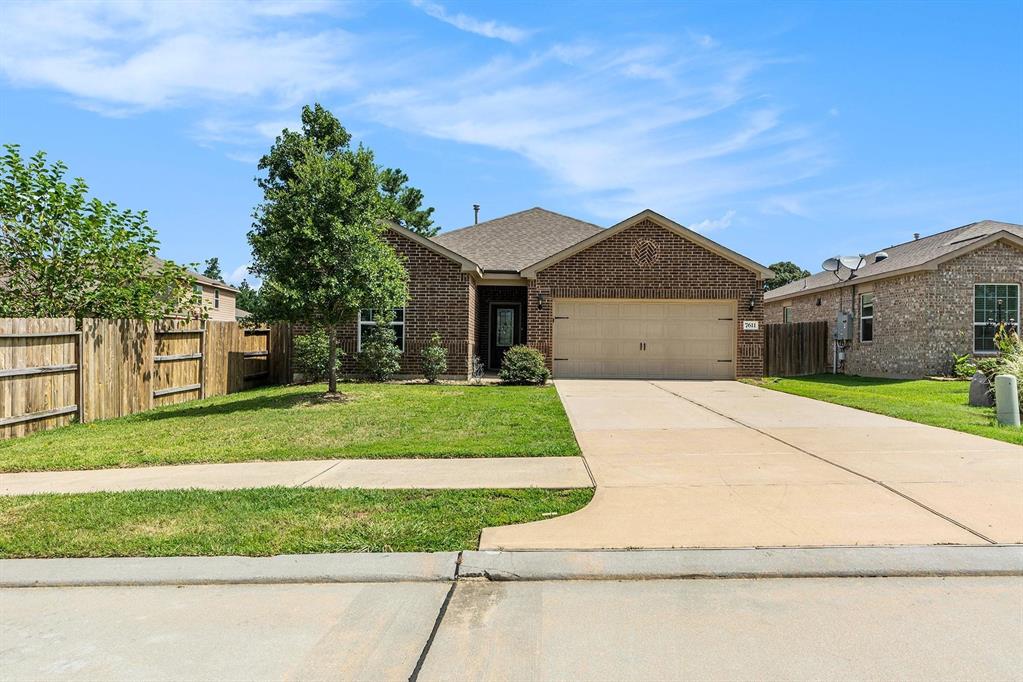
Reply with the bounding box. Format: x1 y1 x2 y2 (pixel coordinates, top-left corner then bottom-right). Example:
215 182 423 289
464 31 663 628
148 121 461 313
199 322 207 399
76 328 85 424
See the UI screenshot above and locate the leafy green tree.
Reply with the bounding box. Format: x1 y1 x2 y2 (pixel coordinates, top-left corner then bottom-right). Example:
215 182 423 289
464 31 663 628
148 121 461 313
235 279 260 313
249 104 408 396
202 257 223 281
379 167 438 237
765 261 811 291
0 144 199 319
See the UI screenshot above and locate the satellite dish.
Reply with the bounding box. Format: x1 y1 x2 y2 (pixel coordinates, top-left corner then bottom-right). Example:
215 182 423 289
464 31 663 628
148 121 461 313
840 256 866 271
822 258 840 273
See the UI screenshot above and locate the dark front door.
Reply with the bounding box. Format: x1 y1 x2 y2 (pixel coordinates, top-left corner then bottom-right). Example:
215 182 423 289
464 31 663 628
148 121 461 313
489 304 521 369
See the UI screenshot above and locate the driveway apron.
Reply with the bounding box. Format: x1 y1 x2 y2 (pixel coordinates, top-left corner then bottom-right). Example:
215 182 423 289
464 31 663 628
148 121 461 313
480 380 1023 550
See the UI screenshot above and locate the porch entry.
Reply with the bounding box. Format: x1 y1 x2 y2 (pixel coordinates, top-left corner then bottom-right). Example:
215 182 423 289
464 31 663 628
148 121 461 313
488 303 522 369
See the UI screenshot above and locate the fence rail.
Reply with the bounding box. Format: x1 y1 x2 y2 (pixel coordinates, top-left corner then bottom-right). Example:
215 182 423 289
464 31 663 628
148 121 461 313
1 318 291 439
764 321 829 377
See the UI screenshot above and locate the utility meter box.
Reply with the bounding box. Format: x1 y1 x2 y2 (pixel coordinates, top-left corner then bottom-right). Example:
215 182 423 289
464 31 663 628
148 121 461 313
833 311 853 340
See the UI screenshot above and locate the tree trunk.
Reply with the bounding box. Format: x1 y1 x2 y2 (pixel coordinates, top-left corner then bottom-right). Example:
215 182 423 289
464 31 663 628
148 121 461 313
327 324 338 394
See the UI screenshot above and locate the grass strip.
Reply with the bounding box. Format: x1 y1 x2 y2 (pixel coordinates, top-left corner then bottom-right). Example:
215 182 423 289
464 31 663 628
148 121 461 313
0 383 581 472
748 374 1022 446
0 487 593 558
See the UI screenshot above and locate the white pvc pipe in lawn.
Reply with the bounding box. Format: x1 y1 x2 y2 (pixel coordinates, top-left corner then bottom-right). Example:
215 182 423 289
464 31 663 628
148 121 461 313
994 374 1021 427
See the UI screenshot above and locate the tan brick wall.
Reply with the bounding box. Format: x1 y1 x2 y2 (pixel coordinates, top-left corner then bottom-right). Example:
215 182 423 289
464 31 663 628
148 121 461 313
528 218 765 378
765 240 1023 377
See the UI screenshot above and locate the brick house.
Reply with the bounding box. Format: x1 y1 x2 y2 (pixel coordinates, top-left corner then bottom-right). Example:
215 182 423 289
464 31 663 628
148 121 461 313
764 220 1023 377
334 208 773 380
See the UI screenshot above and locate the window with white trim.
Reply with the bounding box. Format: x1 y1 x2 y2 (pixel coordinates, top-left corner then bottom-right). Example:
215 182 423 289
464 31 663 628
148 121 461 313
213 289 220 309
782 306 793 323
358 308 405 352
974 284 1019 353
860 293 874 342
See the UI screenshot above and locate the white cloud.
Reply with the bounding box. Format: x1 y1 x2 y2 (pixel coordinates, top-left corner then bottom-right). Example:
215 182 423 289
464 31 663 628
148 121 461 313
361 41 827 220
689 210 737 232
0 1 357 114
410 0 531 43
227 262 253 285
0 2 829 220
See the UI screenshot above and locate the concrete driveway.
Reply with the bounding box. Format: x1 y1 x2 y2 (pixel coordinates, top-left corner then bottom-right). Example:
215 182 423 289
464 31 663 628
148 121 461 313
481 380 1023 549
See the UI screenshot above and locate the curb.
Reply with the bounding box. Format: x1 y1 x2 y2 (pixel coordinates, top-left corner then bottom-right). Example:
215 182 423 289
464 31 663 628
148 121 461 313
3 546 1021 587
0 552 459 587
459 545 1023 581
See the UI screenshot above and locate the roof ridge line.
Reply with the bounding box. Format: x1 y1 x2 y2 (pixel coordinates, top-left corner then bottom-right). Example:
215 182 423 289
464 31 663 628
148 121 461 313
878 220 982 251
435 206 548 237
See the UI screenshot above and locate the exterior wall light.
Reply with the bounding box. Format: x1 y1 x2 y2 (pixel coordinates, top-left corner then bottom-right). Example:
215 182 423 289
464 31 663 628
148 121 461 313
748 293 756 311
537 291 546 310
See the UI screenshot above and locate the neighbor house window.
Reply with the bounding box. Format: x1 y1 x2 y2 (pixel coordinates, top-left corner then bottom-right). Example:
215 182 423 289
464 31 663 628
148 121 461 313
358 308 405 352
783 306 793 323
213 289 220 309
974 284 1019 353
860 293 874 342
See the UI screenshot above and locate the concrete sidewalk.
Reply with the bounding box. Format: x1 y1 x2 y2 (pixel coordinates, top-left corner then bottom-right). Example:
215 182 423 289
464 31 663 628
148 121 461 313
480 380 1022 550
0 457 592 495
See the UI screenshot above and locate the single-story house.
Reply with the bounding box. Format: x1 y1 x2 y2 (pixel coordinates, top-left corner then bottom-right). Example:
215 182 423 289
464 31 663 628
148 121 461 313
333 208 773 380
764 220 1022 377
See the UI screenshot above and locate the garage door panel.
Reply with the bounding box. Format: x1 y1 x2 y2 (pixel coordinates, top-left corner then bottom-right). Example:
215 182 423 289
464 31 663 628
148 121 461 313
553 300 736 380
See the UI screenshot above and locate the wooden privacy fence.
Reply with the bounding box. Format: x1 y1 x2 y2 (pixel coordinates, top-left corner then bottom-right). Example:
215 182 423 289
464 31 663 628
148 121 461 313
764 321 829 377
1 318 292 439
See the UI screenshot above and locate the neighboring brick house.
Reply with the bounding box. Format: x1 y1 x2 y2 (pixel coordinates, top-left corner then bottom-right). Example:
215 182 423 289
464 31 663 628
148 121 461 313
334 208 773 380
764 220 1023 378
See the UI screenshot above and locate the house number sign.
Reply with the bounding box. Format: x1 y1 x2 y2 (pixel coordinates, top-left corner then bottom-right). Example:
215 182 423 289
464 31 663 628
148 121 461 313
742 321 760 331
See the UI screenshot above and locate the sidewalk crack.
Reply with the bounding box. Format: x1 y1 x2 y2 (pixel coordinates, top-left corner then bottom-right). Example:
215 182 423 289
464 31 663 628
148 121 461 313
298 460 343 487
408 582 457 682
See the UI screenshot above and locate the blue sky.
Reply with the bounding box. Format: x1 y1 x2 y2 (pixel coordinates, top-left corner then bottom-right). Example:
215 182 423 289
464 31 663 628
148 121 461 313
2 0 1021 285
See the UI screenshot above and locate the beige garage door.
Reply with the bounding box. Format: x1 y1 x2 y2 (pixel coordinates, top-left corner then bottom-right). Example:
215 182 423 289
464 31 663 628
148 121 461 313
553 300 736 379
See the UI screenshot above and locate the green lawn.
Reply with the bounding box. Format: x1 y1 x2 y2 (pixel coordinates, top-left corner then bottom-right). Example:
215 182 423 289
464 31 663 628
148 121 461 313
0 487 593 558
748 374 1023 446
0 383 580 472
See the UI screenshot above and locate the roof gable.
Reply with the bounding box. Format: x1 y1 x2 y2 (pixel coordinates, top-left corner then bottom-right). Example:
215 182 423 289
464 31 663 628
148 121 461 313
384 221 482 275
766 220 1023 301
520 209 774 279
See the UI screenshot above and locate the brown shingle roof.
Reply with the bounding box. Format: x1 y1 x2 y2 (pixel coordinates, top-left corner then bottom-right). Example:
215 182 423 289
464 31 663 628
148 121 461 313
432 207 604 272
766 220 1023 301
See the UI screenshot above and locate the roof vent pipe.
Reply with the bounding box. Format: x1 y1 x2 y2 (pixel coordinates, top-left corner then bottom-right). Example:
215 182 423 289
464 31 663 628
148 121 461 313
473 204 480 225
913 233 920 240
874 251 889 263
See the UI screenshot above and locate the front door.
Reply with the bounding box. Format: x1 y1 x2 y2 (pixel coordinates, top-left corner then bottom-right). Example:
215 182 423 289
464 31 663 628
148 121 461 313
489 304 521 369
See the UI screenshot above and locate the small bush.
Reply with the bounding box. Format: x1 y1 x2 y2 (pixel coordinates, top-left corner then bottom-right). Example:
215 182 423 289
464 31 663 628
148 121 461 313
357 325 402 382
293 327 342 382
499 345 550 385
951 352 976 379
421 332 448 383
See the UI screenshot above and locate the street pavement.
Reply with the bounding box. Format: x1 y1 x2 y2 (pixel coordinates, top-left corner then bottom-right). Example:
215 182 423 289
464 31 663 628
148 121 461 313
3 573 1021 681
